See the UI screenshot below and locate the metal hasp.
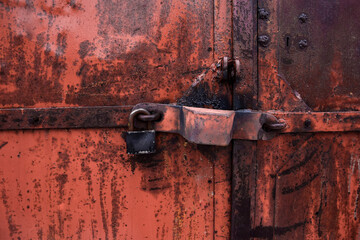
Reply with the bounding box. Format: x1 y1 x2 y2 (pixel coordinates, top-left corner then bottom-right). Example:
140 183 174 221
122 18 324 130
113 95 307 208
132 103 360 146
2 104 360 146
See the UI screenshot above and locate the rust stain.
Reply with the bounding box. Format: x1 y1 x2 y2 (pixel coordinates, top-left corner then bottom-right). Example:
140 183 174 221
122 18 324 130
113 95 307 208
278 0 360 112
0 0 214 108
177 60 232 110
246 0 360 239
0 128 224 239
1 180 20 237
0 0 231 239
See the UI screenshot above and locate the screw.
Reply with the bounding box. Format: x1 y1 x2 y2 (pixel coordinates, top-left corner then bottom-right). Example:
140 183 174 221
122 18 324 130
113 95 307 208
258 35 270 47
298 39 308 49
304 119 311 128
299 13 308 23
258 8 269 20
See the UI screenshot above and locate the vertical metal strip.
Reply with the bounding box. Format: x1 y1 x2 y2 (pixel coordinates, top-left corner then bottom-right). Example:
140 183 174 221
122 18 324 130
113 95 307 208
231 0 258 239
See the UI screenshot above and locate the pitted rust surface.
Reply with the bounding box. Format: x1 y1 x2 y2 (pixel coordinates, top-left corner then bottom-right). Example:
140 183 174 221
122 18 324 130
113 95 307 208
232 0 360 239
0 0 214 108
177 60 233 110
0 0 233 239
278 0 360 111
0 106 131 130
250 133 360 239
0 130 229 239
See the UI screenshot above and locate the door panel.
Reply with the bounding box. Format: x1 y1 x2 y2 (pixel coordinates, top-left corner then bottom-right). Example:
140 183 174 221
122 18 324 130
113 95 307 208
0 130 229 239
0 0 213 107
232 0 360 239
0 0 232 239
278 0 360 111
4 0 359 239
272 133 360 239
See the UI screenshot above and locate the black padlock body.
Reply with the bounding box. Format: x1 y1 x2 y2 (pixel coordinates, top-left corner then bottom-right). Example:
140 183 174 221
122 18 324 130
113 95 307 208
126 130 156 154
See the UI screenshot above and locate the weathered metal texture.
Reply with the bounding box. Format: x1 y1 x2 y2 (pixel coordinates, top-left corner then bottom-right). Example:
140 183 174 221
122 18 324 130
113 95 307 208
0 0 233 239
278 0 360 112
0 0 216 107
0 106 130 130
0 130 231 239
177 59 233 110
3 104 360 134
251 0 312 236
275 112 360 133
213 2 233 237
231 0 258 238
251 133 360 239
242 0 360 239
134 103 261 145
232 0 258 111
132 103 280 144
134 104 360 144
6 105 360 146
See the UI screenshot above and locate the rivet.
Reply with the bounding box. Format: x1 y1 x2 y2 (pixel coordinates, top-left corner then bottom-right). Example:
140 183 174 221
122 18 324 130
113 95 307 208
258 8 269 20
298 39 308 49
258 35 270 47
304 119 311 128
299 13 308 23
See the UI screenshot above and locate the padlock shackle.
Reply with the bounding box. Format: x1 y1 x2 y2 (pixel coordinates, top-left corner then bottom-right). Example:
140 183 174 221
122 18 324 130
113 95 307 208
128 108 151 131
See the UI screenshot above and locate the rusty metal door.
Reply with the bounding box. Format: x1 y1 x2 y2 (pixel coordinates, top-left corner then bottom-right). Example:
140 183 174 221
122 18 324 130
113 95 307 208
2 0 360 239
232 0 360 239
0 1 233 239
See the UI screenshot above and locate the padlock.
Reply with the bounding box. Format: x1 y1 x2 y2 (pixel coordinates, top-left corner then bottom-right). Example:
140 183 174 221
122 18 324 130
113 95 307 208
126 108 156 154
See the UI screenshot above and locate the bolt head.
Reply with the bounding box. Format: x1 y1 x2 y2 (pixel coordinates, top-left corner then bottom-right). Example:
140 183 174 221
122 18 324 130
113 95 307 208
298 39 308 49
299 13 308 23
258 8 269 20
258 35 270 47
304 119 311 128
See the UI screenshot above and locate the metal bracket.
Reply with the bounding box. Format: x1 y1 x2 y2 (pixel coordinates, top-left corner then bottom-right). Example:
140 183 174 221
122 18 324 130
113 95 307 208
132 103 360 146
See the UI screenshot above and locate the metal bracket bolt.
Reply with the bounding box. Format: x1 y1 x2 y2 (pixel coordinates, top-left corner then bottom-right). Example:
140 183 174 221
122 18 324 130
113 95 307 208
298 39 308 49
299 13 308 23
258 35 270 47
258 8 270 20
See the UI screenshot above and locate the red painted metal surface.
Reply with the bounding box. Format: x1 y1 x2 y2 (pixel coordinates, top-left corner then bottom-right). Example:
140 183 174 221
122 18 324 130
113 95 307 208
230 0 360 239
0 131 230 239
3 0 359 239
0 0 232 239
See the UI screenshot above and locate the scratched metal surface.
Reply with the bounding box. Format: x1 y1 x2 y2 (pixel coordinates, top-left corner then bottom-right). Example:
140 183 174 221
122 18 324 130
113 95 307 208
0 0 232 239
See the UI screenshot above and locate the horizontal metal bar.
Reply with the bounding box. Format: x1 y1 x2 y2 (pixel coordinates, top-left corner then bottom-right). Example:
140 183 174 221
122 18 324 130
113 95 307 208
273 111 360 133
133 103 360 145
2 104 360 146
0 106 132 130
